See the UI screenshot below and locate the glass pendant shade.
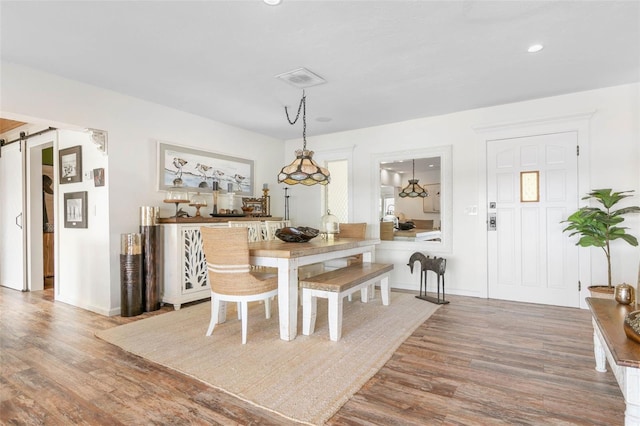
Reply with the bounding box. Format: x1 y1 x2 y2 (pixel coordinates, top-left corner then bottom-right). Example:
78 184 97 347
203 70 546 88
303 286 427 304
398 159 428 198
278 149 331 186
277 91 331 186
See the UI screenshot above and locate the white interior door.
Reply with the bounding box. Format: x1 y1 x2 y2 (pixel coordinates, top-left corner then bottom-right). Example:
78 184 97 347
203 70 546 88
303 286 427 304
487 132 579 307
0 141 27 291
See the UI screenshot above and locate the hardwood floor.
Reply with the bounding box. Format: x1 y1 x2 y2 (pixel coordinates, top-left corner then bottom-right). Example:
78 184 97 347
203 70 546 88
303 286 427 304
1 287 624 425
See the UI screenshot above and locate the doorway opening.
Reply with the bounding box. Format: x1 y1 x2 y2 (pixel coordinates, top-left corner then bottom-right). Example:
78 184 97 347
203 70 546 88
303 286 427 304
42 146 55 290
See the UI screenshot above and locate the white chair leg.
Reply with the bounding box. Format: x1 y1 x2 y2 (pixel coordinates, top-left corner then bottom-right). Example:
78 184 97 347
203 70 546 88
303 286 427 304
360 286 369 303
347 293 353 302
206 306 215 336
240 301 248 344
368 283 376 301
217 299 228 324
264 296 272 319
327 293 343 342
207 297 219 336
381 276 390 306
237 302 242 320
302 290 317 336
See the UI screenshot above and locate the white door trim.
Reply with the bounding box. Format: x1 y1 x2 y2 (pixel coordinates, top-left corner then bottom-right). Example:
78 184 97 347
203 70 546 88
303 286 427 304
314 146 355 222
27 134 56 292
475 110 594 308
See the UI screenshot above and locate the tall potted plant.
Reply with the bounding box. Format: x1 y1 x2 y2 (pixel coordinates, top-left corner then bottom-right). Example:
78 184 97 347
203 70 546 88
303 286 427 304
562 189 640 295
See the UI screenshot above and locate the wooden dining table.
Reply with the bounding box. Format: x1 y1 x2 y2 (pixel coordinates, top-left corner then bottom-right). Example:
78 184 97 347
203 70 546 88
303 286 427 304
249 237 380 341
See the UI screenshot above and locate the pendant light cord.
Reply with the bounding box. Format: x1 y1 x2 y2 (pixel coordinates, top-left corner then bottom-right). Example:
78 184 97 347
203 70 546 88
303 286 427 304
285 90 307 150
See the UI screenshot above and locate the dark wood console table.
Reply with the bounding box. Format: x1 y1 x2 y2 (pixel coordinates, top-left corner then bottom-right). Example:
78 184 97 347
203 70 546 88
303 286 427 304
586 297 640 425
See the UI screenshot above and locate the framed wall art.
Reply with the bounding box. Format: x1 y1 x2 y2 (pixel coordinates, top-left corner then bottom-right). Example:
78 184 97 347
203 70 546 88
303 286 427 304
64 191 88 228
422 184 441 213
93 168 105 187
157 141 254 196
59 146 83 184
242 197 264 215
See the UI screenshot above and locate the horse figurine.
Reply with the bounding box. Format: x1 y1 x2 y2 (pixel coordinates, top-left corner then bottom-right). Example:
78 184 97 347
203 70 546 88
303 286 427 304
407 252 449 304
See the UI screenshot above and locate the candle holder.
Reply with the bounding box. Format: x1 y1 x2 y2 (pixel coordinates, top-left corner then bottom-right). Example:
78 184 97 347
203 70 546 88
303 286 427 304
212 190 219 214
262 187 271 216
284 187 290 220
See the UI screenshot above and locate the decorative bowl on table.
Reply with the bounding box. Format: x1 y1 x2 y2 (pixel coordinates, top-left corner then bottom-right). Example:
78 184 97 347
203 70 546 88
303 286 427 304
275 227 320 243
623 310 640 344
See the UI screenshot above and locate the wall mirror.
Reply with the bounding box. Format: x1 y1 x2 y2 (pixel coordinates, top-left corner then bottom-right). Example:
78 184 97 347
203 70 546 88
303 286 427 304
372 145 452 253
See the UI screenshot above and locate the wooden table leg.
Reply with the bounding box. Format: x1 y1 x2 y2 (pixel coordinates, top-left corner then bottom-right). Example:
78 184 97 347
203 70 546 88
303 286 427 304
277 258 298 341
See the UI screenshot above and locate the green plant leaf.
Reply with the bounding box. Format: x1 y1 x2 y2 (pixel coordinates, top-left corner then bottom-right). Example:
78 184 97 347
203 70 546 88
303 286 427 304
562 188 639 285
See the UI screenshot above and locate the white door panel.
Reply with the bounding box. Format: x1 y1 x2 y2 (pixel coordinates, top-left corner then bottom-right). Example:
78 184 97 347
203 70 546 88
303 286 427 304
488 132 579 307
0 141 27 291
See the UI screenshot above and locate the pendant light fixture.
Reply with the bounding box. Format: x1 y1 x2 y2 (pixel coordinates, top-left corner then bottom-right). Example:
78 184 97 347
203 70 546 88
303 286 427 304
398 159 429 198
278 91 331 186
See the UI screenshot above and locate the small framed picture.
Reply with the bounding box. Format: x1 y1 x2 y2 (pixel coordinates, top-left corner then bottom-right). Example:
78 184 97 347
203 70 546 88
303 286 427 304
59 146 83 184
242 197 264 215
93 168 105 187
64 191 88 228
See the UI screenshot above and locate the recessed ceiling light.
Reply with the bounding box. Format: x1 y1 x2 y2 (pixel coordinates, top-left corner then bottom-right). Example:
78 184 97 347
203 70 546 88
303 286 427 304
316 117 332 122
527 44 544 53
264 0 282 5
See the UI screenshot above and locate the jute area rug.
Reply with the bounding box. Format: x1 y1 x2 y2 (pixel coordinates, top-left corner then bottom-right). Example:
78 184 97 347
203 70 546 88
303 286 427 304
96 292 439 425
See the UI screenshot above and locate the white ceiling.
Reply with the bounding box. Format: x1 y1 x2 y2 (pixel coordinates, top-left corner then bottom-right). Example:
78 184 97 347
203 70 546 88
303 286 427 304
1 1 638 141
381 157 440 174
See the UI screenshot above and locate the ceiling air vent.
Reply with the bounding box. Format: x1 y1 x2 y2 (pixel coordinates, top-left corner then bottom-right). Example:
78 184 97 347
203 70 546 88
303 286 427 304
275 68 326 89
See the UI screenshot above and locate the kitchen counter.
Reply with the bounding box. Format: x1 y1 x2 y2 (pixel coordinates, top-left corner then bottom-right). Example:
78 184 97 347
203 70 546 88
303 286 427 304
393 228 441 241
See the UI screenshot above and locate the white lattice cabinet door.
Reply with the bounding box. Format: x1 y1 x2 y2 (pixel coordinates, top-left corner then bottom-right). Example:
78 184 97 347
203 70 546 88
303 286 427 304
162 223 226 309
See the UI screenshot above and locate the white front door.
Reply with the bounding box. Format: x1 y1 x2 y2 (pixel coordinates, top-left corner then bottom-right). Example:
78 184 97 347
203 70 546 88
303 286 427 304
0 140 27 291
487 131 579 307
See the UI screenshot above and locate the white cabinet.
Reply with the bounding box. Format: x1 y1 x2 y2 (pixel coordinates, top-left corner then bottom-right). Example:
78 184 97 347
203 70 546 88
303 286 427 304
160 218 282 310
161 223 227 310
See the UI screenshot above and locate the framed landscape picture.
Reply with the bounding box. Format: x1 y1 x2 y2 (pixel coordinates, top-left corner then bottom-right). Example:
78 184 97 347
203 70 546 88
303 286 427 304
157 141 254 196
59 146 83 184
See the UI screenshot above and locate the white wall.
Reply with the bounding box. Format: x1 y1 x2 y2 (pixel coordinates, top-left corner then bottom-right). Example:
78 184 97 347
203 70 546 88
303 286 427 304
286 83 640 301
2 61 638 313
56 129 110 312
1 62 283 315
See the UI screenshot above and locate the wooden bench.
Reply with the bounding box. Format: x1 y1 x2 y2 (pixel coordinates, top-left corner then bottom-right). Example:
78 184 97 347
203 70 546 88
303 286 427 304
301 262 394 341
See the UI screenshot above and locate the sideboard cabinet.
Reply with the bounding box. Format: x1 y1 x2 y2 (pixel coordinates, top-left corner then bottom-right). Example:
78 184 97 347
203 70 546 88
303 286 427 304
160 217 282 309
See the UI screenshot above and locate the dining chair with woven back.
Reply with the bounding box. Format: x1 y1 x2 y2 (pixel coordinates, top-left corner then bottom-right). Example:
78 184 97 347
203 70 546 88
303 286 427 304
324 222 367 268
201 227 278 344
298 223 368 302
326 223 368 301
